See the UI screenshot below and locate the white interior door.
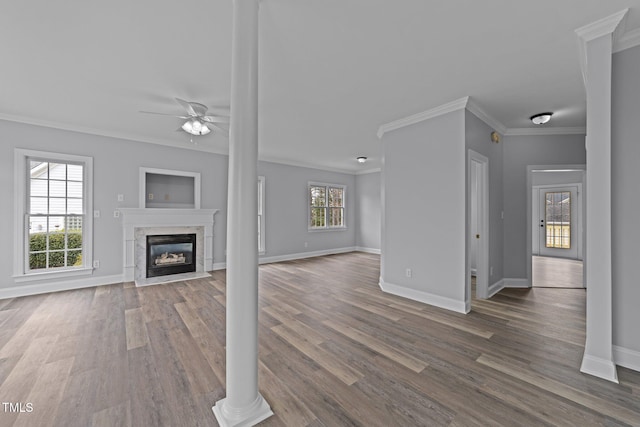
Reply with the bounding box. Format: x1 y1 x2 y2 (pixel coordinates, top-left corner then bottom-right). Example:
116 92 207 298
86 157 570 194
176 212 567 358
467 150 488 302
538 186 579 259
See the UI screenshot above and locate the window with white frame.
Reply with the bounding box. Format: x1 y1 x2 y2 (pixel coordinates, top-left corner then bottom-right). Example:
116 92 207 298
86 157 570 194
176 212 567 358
309 182 346 230
14 149 93 281
258 176 265 254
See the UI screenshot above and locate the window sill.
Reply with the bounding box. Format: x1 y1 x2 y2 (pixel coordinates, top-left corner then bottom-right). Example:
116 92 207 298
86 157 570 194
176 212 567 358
13 267 94 283
307 227 348 232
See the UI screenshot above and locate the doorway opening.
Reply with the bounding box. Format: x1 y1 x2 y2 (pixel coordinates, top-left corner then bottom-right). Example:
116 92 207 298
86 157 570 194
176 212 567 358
527 167 585 288
466 150 489 311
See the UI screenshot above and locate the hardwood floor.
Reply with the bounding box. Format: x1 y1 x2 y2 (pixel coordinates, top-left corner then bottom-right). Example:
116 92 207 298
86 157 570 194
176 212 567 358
532 256 584 288
0 252 639 426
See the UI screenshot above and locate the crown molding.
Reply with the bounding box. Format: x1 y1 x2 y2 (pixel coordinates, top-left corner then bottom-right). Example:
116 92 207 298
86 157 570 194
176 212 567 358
614 27 640 53
465 98 507 135
377 97 469 139
257 154 360 175
575 9 628 43
575 9 629 84
377 96 508 139
1 114 369 176
355 168 381 175
0 113 230 156
504 127 586 136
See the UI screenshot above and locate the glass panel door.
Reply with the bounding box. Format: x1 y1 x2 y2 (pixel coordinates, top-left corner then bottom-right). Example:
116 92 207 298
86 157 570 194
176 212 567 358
545 191 571 249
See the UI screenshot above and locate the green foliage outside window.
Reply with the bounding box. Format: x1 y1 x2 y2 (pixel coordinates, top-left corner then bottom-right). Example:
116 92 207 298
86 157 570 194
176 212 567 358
29 232 83 269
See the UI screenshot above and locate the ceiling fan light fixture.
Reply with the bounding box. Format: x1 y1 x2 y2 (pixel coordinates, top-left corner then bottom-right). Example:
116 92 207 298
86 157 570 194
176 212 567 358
182 119 211 136
530 112 553 125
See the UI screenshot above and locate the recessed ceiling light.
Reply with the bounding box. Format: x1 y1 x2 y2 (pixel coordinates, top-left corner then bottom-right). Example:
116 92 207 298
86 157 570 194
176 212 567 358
530 112 553 125
357 156 367 163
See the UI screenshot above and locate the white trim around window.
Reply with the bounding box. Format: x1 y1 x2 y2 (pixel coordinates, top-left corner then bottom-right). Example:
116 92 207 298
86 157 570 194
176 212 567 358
308 181 347 231
13 149 94 283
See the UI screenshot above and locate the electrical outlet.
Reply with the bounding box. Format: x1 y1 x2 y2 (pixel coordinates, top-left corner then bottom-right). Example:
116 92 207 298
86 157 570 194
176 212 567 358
148 193 154 200
93 260 100 268
304 242 308 248
405 268 412 278
113 210 120 218
117 194 124 202
490 266 494 276
93 210 100 218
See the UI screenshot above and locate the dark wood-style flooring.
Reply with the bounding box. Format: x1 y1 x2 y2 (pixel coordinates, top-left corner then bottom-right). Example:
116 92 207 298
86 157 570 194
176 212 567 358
0 252 638 426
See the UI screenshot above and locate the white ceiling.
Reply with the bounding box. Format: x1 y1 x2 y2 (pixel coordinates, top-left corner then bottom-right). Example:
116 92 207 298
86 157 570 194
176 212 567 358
1 1 639 173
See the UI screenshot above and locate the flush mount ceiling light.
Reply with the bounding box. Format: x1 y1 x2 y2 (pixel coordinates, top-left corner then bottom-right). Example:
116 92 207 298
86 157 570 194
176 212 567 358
357 156 367 164
530 112 553 125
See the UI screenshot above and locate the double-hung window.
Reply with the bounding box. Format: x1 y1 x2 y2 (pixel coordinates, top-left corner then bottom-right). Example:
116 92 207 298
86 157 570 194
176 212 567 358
14 149 93 281
309 182 346 230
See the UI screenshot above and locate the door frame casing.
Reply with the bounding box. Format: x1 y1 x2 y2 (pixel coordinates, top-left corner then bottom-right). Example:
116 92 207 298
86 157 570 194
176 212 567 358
466 150 489 310
526 165 586 288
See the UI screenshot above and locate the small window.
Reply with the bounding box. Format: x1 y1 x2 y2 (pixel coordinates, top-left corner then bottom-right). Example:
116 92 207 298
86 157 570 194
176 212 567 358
309 183 346 230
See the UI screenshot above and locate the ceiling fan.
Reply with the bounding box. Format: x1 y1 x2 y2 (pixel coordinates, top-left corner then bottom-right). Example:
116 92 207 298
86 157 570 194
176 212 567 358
141 98 230 137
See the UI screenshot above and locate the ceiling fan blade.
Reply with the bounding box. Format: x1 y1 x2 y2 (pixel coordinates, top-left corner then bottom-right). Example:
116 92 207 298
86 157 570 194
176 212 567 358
175 97 198 117
140 110 190 119
208 123 229 136
202 115 230 124
189 102 209 117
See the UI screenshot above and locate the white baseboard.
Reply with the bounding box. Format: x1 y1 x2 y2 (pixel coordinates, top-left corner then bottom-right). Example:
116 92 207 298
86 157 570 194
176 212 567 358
355 246 381 255
1 248 365 299
487 279 505 298
379 277 466 314
258 247 357 265
210 247 360 271
0 274 124 300
580 354 619 383
503 278 530 288
614 345 640 373
212 262 227 271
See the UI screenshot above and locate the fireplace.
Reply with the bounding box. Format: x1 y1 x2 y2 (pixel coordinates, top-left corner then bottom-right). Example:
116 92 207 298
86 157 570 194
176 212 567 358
146 233 196 278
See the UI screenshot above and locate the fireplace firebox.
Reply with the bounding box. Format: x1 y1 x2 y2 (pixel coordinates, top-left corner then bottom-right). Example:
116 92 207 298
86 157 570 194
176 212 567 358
146 234 196 278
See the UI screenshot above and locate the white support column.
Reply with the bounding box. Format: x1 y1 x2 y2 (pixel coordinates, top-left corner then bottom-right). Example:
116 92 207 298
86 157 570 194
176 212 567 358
213 0 273 425
575 9 627 384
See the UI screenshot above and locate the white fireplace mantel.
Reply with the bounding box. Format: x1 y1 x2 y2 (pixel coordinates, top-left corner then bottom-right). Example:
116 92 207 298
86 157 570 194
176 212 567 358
119 208 219 282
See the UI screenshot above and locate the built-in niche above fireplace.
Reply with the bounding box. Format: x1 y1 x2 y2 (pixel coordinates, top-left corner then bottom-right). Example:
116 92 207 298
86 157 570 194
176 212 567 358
139 167 201 209
146 233 196 278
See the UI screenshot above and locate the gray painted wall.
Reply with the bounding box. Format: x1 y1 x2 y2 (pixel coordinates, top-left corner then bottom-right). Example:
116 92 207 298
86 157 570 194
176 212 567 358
0 119 229 287
355 171 381 251
465 110 504 285
1 119 357 291
257 160 356 258
382 109 466 304
612 45 640 354
502 133 586 279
